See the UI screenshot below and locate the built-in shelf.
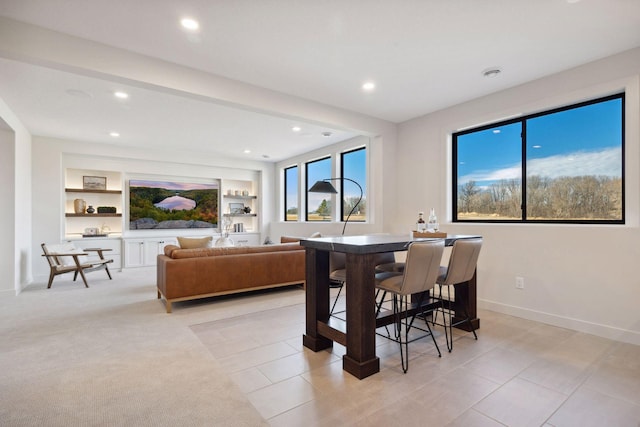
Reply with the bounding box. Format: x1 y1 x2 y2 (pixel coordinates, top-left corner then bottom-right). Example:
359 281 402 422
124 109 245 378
223 195 257 200
65 213 122 217
223 213 257 217
65 188 122 194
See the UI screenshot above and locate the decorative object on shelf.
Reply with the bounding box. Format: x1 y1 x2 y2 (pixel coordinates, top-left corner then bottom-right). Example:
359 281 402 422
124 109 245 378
215 216 234 247
73 198 86 214
242 190 249 196
84 227 99 235
233 223 244 232
96 206 117 213
243 206 252 214
100 223 111 235
309 177 363 235
83 175 107 191
229 202 244 214
86 205 95 214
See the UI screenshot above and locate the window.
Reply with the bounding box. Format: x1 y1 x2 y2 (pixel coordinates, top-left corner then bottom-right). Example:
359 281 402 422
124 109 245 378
284 166 298 221
453 93 624 223
306 157 332 221
340 147 366 222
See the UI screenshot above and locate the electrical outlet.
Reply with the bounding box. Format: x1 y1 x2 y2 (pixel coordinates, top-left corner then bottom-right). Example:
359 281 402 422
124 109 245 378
515 276 525 289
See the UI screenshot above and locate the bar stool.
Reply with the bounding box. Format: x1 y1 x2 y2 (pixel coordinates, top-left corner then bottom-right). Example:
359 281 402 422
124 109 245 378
375 239 444 373
433 237 483 352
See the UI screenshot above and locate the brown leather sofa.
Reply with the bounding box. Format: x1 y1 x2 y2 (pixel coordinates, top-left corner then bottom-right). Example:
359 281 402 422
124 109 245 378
157 242 305 313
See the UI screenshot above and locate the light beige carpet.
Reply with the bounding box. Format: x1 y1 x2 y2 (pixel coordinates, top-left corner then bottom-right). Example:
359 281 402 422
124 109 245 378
0 269 271 426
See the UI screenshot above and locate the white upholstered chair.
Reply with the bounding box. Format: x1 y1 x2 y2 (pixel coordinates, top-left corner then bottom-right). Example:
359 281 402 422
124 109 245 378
41 242 113 288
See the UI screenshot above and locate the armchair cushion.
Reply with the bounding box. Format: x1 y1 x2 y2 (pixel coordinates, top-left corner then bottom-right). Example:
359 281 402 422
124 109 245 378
45 243 87 267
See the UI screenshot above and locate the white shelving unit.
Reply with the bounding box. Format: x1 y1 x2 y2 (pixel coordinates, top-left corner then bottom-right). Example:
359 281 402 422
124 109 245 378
221 179 260 242
64 168 123 238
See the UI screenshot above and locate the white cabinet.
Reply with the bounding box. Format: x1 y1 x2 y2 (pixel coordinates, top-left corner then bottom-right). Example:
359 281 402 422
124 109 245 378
229 233 261 246
123 237 178 268
67 237 122 270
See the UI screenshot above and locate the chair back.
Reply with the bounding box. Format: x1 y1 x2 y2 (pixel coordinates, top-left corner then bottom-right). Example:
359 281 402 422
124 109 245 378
329 251 346 273
441 238 483 286
42 242 86 267
400 239 445 295
41 243 60 268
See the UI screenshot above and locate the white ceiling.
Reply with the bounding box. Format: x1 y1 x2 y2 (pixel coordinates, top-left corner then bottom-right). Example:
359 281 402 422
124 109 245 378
0 0 639 162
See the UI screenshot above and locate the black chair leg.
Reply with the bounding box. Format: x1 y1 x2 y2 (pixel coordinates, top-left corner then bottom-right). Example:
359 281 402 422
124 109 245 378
330 281 344 315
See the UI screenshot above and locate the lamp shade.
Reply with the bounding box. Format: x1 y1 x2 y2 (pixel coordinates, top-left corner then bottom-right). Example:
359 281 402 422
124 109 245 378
309 180 338 194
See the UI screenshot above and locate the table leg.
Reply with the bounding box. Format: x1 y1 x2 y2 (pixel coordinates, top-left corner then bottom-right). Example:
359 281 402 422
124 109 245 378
452 269 480 331
303 248 333 351
343 252 380 379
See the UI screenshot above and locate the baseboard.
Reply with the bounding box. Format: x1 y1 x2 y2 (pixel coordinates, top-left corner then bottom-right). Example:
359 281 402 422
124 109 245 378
479 298 640 346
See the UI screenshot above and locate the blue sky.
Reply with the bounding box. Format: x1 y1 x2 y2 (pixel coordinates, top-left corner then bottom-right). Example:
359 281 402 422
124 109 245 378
457 97 622 187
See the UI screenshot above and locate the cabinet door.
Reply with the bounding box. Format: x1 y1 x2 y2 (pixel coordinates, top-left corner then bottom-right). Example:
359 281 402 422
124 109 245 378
144 238 177 266
124 239 145 268
232 233 260 246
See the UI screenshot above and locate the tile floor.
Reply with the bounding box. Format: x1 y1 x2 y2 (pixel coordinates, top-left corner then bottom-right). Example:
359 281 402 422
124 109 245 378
189 287 640 427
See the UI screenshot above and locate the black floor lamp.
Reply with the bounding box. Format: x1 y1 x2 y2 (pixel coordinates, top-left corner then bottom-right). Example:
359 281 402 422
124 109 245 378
308 178 363 236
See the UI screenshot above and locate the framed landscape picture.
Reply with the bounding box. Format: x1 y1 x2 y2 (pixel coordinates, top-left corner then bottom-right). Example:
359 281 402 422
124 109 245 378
83 175 107 190
128 179 220 230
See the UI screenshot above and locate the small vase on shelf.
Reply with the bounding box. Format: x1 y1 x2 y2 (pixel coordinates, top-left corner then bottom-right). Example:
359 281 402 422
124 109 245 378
73 198 86 214
86 205 95 214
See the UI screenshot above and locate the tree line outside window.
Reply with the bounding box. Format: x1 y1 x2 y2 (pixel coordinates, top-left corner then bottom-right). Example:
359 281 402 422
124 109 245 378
453 93 624 223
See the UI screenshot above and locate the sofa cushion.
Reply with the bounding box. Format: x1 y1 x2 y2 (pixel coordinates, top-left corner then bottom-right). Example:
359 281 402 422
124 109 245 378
166 242 303 259
177 236 212 249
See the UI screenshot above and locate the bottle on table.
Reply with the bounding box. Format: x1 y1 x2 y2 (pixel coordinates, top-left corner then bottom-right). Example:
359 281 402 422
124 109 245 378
416 212 426 232
427 208 439 232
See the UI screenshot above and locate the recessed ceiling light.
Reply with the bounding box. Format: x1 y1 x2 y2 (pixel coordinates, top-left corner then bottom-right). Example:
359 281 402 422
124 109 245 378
533 145 542 149
109 132 120 137
321 132 332 137
482 68 502 78
181 18 199 31
262 154 270 159
292 126 301 132
566 0 581 3
244 149 251 154
362 81 376 92
493 129 501 134
114 91 129 99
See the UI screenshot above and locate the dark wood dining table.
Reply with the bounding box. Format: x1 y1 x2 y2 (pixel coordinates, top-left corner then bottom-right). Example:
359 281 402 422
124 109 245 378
301 234 481 379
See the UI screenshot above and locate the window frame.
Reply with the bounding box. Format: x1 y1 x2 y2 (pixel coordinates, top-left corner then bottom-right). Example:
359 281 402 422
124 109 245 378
283 165 298 221
452 93 625 224
305 156 332 222
340 147 366 223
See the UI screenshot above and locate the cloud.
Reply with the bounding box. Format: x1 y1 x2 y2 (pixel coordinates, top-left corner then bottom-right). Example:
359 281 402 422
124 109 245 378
459 147 621 185
528 147 621 179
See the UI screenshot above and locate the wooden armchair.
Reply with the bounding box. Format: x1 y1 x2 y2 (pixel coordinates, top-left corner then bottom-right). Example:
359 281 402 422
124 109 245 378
41 243 113 288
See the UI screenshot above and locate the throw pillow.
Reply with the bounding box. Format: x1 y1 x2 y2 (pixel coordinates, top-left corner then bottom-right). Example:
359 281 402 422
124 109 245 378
177 236 212 249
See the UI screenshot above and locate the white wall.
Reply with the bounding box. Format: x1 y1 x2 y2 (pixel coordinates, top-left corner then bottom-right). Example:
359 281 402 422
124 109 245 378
0 128 15 294
31 136 273 281
395 48 640 344
0 97 32 295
